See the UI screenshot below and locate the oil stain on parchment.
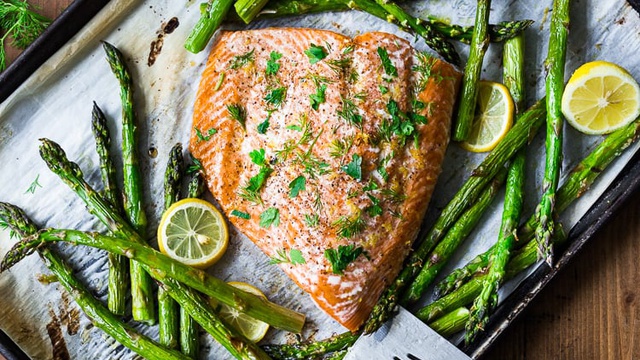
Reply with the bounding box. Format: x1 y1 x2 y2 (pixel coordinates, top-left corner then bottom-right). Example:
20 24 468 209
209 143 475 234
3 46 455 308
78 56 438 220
148 17 180 66
46 306 70 360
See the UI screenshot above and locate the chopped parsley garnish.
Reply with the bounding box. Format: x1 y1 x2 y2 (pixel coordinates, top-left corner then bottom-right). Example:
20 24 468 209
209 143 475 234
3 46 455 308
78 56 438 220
305 43 328 64
379 85 389 94
229 49 255 69
249 148 267 166
264 87 287 107
238 166 273 204
379 99 427 146
269 248 306 265
332 214 365 239
309 84 327 110
362 179 379 192
25 174 42 194
341 154 362 181
226 104 246 129
366 194 383 217
304 214 319 227
329 136 354 159
259 207 280 228
337 97 362 127
324 244 368 274
230 210 251 219
194 127 217 142
266 51 283 76
288 175 306 198
377 47 398 78
257 118 270 134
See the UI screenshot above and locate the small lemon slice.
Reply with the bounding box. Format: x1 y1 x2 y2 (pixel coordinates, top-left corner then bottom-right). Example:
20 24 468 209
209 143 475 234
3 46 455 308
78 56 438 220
561 61 640 135
211 282 270 342
157 198 229 269
460 81 515 152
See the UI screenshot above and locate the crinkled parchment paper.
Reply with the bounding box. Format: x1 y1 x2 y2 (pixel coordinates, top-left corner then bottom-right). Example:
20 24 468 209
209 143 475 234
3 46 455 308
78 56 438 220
1 0 639 358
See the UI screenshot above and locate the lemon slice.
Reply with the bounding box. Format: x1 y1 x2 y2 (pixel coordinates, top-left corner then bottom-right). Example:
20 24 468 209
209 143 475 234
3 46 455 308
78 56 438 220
211 282 270 342
460 81 514 152
561 61 640 135
157 198 229 269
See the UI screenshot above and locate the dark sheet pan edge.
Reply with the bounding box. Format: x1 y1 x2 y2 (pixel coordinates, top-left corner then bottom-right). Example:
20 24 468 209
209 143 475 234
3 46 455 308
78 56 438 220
467 148 640 358
0 2 111 358
0 0 111 105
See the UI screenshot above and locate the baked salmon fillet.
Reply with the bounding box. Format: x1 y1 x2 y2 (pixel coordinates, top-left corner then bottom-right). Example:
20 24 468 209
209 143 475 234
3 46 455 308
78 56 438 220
190 28 461 331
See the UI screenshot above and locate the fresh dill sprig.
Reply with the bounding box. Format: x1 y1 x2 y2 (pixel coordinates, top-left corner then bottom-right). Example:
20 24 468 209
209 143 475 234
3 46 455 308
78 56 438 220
0 0 51 71
337 96 363 128
276 115 312 162
332 213 365 239
264 86 287 107
413 51 440 92
228 48 255 70
226 103 246 129
24 174 42 194
381 188 407 203
304 214 319 228
329 136 354 159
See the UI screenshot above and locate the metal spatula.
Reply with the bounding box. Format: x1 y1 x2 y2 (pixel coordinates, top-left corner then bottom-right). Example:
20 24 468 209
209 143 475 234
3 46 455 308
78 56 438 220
344 307 471 360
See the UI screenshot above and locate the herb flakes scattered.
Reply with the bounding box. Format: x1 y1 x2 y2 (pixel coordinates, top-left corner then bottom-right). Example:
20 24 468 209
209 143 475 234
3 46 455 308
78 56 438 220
265 51 283 76
304 214 319 228
341 154 362 181
304 43 328 64
377 47 398 78
269 248 306 265
229 48 255 70
259 207 280 228
25 174 42 194
288 175 306 198
332 214 365 239
194 127 217 142
264 87 287 107
227 104 246 129
324 244 368 275
230 210 251 219
309 84 327 111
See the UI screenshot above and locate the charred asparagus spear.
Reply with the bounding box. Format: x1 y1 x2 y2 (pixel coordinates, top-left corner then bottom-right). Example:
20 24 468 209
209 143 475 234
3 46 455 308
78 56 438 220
364 98 546 334
452 0 492 141
0 203 189 360
181 157 205 359
159 144 184 350
465 32 526 343
400 168 508 305
37 138 305 334
102 41 154 324
185 0 235 53
251 0 533 45
262 331 360 359
420 116 640 322
428 307 470 338
90 102 128 316
535 0 571 266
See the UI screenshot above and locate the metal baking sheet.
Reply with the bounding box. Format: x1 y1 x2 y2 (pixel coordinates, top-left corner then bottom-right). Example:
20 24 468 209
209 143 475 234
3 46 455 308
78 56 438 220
0 0 639 359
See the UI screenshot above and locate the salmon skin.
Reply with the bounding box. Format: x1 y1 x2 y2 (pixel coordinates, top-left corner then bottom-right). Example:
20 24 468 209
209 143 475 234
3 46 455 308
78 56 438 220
191 28 461 332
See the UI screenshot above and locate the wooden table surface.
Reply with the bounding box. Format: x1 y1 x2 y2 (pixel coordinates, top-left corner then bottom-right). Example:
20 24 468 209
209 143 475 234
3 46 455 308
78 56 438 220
5 1 640 359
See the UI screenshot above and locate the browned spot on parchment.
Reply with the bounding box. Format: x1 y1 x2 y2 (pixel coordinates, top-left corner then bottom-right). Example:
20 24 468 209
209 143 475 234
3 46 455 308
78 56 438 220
46 307 70 360
148 17 180 66
58 290 80 336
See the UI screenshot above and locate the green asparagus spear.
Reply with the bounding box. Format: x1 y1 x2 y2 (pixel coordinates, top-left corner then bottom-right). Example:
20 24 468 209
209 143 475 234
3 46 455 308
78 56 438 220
535 0 571 266
182 154 204 359
250 1 533 45
90 102 129 316
159 144 184 350
416 225 568 323
400 168 508 305
428 307 470 338
452 0 492 141
370 0 460 65
465 32 526 344
363 98 546 334
37 138 305 334
262 331 359 359
0 203 189 360
185 0 235 54
235 0 269 24
420 116 640 321
102 41 154 324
